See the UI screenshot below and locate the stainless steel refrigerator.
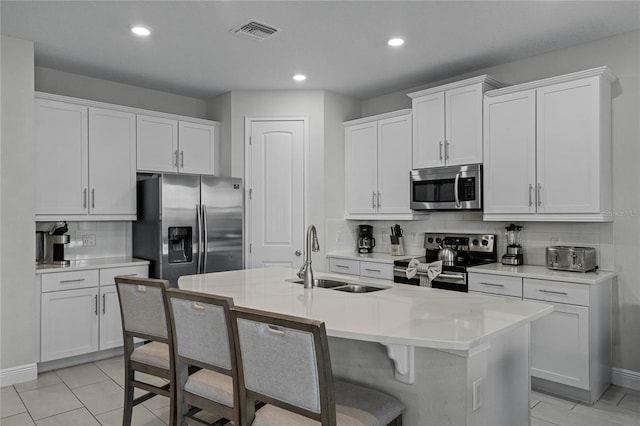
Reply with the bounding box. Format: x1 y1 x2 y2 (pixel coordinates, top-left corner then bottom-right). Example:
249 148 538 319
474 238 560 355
133 174 243 286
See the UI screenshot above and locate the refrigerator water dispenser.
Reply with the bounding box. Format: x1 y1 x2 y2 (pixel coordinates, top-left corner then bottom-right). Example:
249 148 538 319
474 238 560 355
168 227 192 263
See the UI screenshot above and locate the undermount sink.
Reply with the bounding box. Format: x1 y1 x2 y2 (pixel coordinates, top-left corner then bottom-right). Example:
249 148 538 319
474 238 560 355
287 278 387 293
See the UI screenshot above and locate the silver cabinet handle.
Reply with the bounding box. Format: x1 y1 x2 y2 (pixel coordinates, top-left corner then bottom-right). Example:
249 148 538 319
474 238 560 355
175 150 179 168
364 268 381 273
102 293 106 314
538 289 568 296
445 141 450 160
295 250 302 256
377 192 381 208
480 282 505 288
83 189 87 209
537 183 542 206
372 192 376 208
59 278 85 284
334 264 349 269
94 295 98 316
91 189 95 209
180 150 184 168
529 184 533 207
439 141 443 161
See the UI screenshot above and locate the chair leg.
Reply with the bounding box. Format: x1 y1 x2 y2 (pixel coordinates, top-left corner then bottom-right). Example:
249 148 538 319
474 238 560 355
175 364 188 426
122 366 134 426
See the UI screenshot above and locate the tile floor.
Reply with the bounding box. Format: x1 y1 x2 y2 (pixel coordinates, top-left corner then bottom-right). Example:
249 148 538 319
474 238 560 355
2 356 640 425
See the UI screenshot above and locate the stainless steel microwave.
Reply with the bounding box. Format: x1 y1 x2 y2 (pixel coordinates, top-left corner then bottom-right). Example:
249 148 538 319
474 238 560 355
410 164 482 210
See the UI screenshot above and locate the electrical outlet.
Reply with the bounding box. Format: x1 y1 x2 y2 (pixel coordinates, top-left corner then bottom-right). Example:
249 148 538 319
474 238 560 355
82 234 96 247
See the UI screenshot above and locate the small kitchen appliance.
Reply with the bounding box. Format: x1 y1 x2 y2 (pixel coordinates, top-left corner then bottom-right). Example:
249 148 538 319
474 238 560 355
393 233 497 292
410 164 482 211
546 246 597 272
35 231 46 265
502 224 524 266
357 225 375 254
45 221 70 265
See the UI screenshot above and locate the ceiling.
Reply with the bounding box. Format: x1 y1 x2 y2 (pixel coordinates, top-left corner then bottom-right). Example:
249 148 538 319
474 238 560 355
2 1 639 100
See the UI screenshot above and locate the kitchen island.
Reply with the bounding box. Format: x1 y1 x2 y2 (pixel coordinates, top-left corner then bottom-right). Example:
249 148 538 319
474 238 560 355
179 267 553 426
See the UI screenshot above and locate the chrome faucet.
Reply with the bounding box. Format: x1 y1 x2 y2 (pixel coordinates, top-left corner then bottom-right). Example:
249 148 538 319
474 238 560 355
297 224 320 289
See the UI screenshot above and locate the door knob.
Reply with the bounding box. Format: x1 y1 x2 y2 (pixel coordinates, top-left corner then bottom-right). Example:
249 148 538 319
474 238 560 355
295 250 302 256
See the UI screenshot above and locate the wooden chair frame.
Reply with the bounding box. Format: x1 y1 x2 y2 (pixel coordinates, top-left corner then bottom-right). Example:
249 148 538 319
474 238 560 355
166 288 240 426
115 276 176 426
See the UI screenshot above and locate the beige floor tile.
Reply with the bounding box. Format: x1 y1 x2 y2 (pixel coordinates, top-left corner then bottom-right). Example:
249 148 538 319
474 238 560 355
142 394 170 412
532 390 579 410
618 393 640 413
0 412 36 426
574 400 640 426
597 385 628 406
151 405 169 425
532 401 624 426
19 383 82 421
55 363 109 389
1 386 27 418
94 358 125 387
95 405 165 426
14 373 61 394
35 407 100 426
532 397 542 408
71 379 123 416
532 416 561 426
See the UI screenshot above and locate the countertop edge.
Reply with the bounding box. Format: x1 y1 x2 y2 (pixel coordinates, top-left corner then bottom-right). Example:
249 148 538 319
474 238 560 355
36 257 150 274
467 263 616 285
327 251 421 264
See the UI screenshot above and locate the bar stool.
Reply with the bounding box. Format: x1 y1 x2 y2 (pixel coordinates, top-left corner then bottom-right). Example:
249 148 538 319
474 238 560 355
166 288 239 426
115 276 176 426
230 306 405 426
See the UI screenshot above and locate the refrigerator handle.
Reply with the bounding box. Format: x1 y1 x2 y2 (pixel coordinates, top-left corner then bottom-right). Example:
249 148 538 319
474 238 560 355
202 204 208 273
196 204 203 274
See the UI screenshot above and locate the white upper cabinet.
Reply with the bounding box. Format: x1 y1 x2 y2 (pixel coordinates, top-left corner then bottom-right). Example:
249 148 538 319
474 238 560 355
408 75 502 169
137 115 219 175
483 67 615 222
345 110 424 220
35 96 136 220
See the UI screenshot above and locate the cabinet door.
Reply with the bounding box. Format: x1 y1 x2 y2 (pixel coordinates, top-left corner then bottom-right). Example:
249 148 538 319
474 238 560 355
377 114 412 214
445 83 484 166
136 115 179 173
35 99 88 215
178 121 218 175
345 122 378 215
412 92 445 169
41 287 99 362
530 302 590 389
99 285 123 350
483 90 537 214
536 77 600 213
89 108 136 215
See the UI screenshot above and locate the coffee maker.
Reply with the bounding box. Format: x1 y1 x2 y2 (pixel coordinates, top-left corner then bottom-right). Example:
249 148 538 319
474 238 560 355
501 224 524 266
357 225 375 254
45 221 70 265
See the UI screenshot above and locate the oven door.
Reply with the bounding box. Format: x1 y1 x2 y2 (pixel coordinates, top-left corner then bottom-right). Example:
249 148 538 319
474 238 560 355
430 271 468 293
410 165 482 210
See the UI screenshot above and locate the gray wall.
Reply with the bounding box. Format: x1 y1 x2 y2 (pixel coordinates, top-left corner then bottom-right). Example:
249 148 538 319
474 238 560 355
206 92 232 176
1 36 36 370
362 30 640 375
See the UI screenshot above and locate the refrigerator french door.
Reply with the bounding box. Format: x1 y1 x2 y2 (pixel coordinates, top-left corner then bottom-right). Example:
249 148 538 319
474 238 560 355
133 174 243 286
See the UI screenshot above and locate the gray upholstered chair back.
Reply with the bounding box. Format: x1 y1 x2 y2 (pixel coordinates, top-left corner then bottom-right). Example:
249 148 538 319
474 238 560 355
167 289 234 371
231 307 334 420
115 276 170 340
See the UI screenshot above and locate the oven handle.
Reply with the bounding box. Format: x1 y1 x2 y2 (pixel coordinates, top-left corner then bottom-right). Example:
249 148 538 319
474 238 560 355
454 172 461 208
394 267 465 282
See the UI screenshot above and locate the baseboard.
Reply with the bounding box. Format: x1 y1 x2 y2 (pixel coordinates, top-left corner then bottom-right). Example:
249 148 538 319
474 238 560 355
612 367 640 391
0 363 38 387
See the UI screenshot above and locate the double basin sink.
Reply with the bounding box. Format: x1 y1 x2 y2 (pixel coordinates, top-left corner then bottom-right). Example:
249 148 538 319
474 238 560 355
288 278 387 293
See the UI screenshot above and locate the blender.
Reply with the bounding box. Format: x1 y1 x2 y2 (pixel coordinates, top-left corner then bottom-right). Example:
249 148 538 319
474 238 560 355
501 224 524 266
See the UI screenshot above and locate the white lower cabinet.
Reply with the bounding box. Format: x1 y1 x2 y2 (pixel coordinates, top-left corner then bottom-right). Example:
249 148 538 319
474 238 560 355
327 256 393 281
39 264 148 362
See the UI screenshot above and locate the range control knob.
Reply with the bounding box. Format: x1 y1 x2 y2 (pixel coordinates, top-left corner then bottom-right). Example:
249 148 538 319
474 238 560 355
427 237 434 243
472 239 479 246
435 238 442 244
481 239 489 246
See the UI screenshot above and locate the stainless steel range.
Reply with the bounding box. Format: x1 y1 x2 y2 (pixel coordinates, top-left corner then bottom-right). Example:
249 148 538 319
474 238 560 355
393 233 497 292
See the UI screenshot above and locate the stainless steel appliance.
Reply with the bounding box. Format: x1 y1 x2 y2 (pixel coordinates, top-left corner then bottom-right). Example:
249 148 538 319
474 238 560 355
546 246 597 272
502 224 524 266
44 221 70 265
36 231 46 264
393 233 496 292
357 225 375 253
410 164 482 211
133 174 243 287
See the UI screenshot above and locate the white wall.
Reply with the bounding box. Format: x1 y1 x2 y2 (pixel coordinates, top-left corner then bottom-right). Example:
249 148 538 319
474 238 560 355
1 36 36 372
359 30 640 375
35 67 208 118
207 92 232 176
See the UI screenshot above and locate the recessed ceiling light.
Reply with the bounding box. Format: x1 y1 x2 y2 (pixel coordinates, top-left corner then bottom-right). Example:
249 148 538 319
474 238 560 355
292 74 307 82
387 38 405 47
131 26 151 37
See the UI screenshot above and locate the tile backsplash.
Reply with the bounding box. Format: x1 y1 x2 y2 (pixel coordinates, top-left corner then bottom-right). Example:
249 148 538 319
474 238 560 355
36 221 132 261
326 212 614 270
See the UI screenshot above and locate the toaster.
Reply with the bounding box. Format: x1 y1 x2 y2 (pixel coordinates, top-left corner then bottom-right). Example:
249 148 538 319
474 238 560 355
546 246 597 272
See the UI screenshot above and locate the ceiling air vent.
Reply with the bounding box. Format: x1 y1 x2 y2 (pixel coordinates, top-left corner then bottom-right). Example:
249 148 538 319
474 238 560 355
232 21 279 41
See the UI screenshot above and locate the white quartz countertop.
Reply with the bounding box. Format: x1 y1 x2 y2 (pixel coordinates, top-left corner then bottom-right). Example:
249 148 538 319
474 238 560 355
36 257 150 274
178 267 552 352
327 251 419 264
467 263 616 285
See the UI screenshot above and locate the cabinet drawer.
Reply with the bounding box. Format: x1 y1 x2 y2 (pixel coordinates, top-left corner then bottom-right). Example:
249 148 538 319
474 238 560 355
328 258 360 276
100 265 149 286
468 273 523 297
41 269 99 292
524 278 589 306
360 261 393 280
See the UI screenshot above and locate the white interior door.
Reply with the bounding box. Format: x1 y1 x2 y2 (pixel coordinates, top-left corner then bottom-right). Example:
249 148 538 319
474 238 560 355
247 120 305 269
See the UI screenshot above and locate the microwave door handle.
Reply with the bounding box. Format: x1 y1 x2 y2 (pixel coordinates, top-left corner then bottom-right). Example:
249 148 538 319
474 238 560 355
454 173 461 208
